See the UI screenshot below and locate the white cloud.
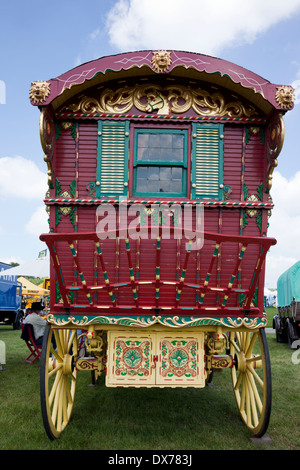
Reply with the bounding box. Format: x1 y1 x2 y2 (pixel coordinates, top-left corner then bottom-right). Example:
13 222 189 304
25 206 49 236
265 170 300 287
0 156 47 200
265 254 297 289
291 79 300 104
105 0 300 54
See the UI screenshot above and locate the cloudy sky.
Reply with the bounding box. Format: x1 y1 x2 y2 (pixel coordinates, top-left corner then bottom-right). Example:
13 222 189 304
0 0 300 288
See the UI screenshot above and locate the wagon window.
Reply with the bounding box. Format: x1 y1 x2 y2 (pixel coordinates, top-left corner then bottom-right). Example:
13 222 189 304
133 129 187 197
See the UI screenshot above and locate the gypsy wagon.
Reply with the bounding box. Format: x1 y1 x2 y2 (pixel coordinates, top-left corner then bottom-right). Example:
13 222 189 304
29 50 294 440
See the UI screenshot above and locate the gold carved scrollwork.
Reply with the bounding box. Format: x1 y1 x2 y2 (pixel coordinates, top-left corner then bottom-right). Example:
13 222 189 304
64 83 258 118
266 114 285 191
39 107 55 188
47 313 267 330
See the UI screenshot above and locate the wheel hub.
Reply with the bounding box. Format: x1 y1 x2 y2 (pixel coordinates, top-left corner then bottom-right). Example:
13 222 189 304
234 352 247 372
63 354 75 375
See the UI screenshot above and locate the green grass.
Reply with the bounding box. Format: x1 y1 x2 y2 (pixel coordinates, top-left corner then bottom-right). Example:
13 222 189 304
265 306 278 328
0 317 299 451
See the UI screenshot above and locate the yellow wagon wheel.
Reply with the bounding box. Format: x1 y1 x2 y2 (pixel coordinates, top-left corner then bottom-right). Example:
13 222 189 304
40 325 78 440
229 328 272 437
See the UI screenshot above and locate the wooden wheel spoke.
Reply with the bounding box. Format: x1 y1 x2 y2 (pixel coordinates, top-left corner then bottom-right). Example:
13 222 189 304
246 354 262 363
51 371 63 425
53 330 64 357
248 364 264 390
48 362 63 378
229 338 240 355
245 332 258 358
50 346 62 363
245 373 259 428
67 330 77 354
247 368 263 413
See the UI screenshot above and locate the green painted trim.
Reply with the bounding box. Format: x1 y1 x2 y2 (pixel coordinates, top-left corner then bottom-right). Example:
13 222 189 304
96 120 129 198
55 177 61 197
191 123 224 200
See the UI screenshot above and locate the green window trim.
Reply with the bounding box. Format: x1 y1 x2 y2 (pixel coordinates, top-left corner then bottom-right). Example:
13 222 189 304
133 128 188 197
191 123 223 200
96 120 129 198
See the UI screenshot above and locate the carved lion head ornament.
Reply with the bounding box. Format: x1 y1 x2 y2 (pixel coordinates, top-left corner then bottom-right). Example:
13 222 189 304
275 85 295 110
29 81 51 104
151 50 172 73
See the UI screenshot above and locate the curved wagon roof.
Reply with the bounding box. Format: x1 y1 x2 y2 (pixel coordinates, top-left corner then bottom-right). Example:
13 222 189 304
30 50 294 117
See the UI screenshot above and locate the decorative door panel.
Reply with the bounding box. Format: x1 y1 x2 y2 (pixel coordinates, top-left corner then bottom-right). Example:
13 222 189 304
106 332 156 386
157 333 205 387
106 331 205 388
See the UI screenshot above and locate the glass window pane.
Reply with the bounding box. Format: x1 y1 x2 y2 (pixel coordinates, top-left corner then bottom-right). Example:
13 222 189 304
160 167 171 180
137 132 184 162
173 134 184 148
170 179 182 193
136 179 147 192
138 134 149 147
149 134 161 148
160 148 174 161
159 180 171 192
149 147 160 160
148 180 160 192
160 134 172 148
137 167 148 179
148 167 159 180
135 165 183 194
137 147 149 160
172 167 182 179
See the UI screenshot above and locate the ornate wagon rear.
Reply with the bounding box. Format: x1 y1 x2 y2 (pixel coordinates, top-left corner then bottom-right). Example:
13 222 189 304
30 50 294 439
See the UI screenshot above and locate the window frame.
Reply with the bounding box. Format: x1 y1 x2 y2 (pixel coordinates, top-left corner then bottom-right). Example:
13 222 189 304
131 127 189 198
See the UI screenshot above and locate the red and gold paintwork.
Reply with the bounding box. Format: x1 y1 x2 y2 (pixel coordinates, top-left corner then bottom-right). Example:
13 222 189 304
30 50 294 439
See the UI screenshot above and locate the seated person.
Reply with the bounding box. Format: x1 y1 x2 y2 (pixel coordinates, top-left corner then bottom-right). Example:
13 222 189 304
22 302 47 345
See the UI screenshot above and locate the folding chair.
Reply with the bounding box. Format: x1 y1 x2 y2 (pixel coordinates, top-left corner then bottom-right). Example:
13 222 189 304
21 323 42 364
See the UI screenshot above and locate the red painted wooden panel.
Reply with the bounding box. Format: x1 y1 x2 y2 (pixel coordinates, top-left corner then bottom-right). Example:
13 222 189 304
78 122 97 198
56 130 75 190
223 126 243 201
49 121 269 314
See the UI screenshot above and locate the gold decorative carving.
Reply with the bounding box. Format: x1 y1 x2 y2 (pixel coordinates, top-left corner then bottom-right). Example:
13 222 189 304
61 122 72 130
275 86 295 110
39 108 55 188
151 50 172 73
30 81 51 104
246 194 259 217
64 83 258 118
47 313 267 330
58 191 72 215
266 114 285 191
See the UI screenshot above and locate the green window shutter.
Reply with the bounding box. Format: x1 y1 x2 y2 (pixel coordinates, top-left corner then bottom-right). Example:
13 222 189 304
97 120 129 197
191 123 223 200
